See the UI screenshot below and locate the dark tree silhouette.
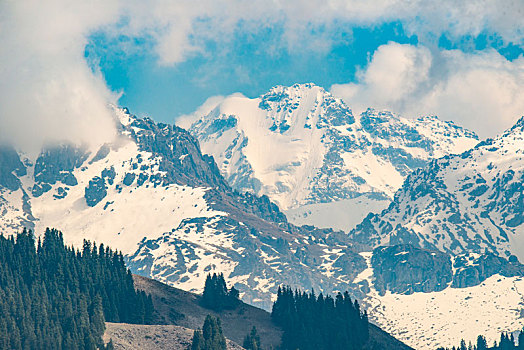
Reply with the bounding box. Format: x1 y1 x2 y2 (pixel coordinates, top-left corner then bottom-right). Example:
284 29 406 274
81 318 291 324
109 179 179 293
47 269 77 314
0 228 154 349
243 326 261 350
271 286 369 350
201 273 239 311
438 328 524 350
190 315 227 350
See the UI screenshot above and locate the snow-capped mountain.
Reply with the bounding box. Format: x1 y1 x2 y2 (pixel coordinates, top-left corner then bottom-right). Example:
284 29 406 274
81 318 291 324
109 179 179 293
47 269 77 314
189 83 479 231
0 107 371 310
1 105 524 349
347 117 524 348
350 116 524 261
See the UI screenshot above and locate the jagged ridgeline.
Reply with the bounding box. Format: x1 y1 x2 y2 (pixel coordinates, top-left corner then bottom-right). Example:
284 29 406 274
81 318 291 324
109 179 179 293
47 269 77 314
0 228 154 350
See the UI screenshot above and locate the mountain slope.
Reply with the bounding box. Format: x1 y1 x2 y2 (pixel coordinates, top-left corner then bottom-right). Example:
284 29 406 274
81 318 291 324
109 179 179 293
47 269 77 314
342 116 524 349
1 103 520 349
0 107 369 310
189 83 478 231
357 247 524 349
132 274 413 350
104 323 243 350
350 117 524 260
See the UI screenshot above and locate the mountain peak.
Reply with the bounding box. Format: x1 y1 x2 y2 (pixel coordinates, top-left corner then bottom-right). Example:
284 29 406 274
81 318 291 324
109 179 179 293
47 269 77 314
258 83 330 112
266 82 324 93
189 83 479 230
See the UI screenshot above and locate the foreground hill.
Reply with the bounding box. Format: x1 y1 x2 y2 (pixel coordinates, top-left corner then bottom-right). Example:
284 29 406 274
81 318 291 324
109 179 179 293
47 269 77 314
0 229 152 350
132 275 413 350
103 323 243 350
189 83 478 231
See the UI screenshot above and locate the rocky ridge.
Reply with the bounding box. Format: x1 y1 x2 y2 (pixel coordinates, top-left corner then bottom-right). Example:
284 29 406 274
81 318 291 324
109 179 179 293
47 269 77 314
189 83 479 231
350 117 524 260
0 107 368 311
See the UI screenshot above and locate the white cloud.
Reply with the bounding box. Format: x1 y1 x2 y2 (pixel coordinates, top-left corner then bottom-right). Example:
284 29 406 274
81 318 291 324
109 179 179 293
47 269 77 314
0 0 121 152
2 0 523 151
116 0 524 66
176 94 228 129
175 92 248 129
331 43 524 138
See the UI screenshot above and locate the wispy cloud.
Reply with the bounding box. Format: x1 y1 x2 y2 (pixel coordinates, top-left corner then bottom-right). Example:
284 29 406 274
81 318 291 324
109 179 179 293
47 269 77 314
115 0 524 66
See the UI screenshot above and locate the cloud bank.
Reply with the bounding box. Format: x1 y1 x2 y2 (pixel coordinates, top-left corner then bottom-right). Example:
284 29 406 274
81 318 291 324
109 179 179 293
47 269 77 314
331 43 524 137
0 0 122 151
1 0 523 150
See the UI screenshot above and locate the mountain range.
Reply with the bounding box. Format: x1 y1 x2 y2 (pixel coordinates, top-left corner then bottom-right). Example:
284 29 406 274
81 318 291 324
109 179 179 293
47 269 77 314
1 83 524 349
350 117 524 260
0 107 366 311
189 83 479 231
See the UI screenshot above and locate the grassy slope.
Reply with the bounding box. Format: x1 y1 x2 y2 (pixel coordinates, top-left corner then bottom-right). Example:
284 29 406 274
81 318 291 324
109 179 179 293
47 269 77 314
133 275 413 350
104 323 243 350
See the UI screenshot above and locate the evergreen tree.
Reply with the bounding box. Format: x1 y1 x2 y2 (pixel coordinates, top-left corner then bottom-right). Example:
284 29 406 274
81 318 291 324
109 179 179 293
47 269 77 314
518 327 524 350
190 315 227 350
476 335 488 350
201 273 239 311
443 329 524 350
191 330 204 350
0 228 155 350
243 326 261 350
271 286 369 350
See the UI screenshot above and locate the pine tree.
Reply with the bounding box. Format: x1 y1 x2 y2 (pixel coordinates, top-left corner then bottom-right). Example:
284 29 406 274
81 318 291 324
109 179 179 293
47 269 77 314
271 286 369 350
190 315 227 350
0 228 155 350
476 335 488 350
518 327 524 349
243 326 261 350
201 273 239 311
190 329 204 350
203 315 227 350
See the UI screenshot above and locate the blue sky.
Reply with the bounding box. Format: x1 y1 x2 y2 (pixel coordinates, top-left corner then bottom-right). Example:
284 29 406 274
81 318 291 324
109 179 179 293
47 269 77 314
85 21 415 119
86 21 522 124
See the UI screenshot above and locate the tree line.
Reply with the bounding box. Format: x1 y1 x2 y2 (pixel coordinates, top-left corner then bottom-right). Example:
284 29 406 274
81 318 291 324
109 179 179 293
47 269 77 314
438 329 524 350
190 314 261 350
0 228 154 349
197 273 370 350
271 286 369 350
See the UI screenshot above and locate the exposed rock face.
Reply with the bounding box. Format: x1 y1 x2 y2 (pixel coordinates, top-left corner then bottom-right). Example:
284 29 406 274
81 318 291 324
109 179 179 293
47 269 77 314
85 176 108 207
32 145 88 197
0 146 26 191
369 245 524 295
371 245 452 295
350 117 524 260
127 116 228 190
452 253 524 288
0 107 369 311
